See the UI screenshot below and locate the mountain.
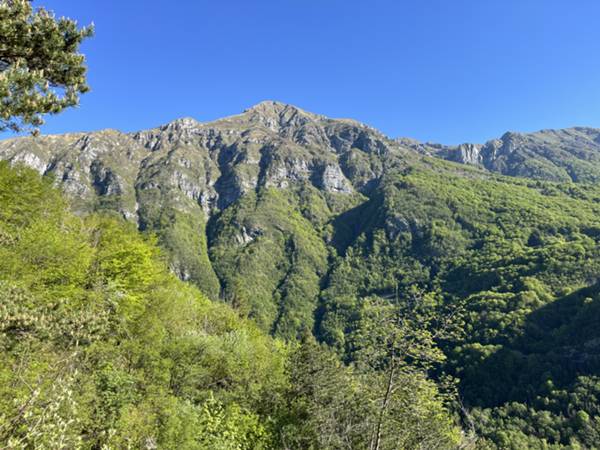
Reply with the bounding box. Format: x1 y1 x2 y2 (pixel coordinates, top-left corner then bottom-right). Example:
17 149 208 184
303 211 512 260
0 101 418 336
0 101 404 217
4 102 600 446
402 126 600 182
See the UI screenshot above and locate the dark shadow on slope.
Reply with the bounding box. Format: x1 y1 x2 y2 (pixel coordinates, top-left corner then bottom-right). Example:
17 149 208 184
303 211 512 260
459 282 600 408
329 190 385 256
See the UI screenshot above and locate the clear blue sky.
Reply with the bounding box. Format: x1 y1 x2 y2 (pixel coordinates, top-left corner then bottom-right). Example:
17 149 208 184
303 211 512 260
31 0 600 144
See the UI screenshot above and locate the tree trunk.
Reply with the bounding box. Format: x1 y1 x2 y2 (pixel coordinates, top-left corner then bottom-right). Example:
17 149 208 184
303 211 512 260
371 361 396 450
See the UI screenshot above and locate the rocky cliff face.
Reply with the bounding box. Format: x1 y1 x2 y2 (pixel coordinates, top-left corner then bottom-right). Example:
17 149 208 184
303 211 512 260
0 101 410 218
403 127 600 182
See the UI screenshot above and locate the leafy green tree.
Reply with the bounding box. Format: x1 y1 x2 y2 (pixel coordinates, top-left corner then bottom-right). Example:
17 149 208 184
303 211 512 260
279 334 370 449
0 0 93 132
278 296 463 449
351 295 461 450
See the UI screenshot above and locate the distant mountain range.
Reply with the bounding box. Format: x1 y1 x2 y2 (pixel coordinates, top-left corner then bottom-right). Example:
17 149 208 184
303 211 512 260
402 126 600 182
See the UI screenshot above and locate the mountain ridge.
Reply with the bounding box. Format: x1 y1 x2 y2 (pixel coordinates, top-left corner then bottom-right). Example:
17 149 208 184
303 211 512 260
404 125 600 182
7 100 599 187
0 101 408 216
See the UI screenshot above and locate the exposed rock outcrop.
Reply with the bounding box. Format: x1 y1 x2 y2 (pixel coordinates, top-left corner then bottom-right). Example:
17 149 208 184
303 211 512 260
404 127 600 182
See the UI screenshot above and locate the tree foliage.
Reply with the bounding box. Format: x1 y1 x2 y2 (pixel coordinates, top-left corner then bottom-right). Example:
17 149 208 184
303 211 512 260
0 163 285 448
0 0 93 132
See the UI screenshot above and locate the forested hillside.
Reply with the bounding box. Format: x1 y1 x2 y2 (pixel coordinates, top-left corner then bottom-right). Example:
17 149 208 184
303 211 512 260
3 102 600 447
319 163 600 447
0 162 460 449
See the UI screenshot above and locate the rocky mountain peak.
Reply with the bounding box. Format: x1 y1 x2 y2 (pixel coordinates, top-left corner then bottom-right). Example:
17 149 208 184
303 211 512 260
244 100 311 117
162 117 203 131
0 102 405 227
239 101 323 134
166 117 202 128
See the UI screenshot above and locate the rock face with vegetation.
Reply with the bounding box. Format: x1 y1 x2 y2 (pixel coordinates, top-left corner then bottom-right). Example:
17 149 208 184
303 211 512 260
0 101 409 337
404 126 600 182
4 102 600 447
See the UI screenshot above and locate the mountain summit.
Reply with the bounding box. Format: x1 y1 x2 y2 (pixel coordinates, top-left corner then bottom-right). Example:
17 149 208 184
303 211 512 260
243 100 317 117
0 102 405 219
